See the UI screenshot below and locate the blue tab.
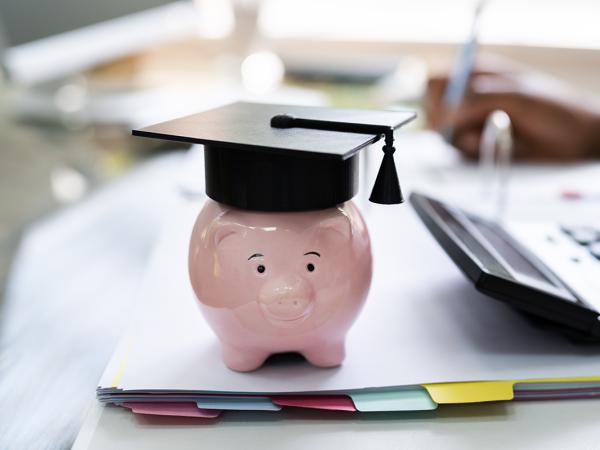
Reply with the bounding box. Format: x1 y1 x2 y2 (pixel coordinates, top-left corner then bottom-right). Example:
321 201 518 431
196 396 282 411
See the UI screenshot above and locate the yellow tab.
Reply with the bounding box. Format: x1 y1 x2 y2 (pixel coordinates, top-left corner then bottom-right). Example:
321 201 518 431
423 376 600 404
423 381 514 404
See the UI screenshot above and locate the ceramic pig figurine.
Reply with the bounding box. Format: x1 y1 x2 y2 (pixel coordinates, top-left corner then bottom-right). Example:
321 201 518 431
188 199 372 372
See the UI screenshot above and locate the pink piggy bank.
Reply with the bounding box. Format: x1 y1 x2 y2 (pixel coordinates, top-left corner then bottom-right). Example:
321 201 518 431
189 199 372 372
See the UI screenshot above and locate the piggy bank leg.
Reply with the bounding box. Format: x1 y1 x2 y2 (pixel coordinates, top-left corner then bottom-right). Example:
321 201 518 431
302 340 346 368
222 344 269 372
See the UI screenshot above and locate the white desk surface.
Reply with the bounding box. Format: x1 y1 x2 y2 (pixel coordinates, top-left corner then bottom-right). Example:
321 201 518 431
74 399 600 450
72 139 600 449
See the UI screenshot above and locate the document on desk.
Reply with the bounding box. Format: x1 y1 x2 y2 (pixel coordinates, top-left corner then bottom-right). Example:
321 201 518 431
97 199 600 416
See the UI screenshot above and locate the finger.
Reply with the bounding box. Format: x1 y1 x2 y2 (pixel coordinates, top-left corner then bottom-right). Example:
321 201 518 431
452 126 533 160
426 72 513 130
469 74 522 96
451 92 524 132
511 137 537 160
452 111 533 161
452 129 481 158
424 76 449 129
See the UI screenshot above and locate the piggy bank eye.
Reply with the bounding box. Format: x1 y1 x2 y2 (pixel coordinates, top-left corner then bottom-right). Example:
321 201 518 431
306 263 315 272
257 264 266 274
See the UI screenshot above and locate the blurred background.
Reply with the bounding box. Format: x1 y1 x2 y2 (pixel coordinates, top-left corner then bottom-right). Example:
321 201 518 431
1 0 600 448
2 0 600 287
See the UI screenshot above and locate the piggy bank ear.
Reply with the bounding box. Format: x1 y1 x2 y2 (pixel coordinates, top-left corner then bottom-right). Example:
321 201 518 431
313 214 352 243
210 221 244 248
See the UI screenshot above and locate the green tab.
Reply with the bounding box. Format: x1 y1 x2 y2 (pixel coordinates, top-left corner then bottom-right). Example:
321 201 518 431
350 387 438 412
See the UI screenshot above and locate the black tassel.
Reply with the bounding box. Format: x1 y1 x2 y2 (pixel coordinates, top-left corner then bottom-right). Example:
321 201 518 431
369 144 403 204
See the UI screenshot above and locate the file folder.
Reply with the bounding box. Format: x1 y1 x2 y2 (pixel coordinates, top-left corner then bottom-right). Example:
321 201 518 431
97 201 600 418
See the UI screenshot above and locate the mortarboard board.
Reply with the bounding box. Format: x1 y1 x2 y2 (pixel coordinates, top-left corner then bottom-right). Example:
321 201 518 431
133 102 416 212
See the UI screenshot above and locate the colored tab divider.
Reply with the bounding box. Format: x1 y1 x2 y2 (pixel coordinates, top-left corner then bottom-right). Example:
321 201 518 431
271 395 356 411
122 402 221 418
422 381 514 404
121 376 600 419
350 386 438 412
196 395 282 411
423 377 600 404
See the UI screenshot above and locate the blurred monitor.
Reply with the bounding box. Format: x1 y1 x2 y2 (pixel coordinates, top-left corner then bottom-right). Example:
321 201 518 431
0 0 201 86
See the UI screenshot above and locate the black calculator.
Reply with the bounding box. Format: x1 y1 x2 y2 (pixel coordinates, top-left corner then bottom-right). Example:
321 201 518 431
409 191 600 341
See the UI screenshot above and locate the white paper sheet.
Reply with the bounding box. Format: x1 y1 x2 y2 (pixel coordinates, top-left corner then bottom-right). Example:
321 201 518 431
101 199 600 394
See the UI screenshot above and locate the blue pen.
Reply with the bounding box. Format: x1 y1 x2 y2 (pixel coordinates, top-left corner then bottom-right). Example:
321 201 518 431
441 0 487 142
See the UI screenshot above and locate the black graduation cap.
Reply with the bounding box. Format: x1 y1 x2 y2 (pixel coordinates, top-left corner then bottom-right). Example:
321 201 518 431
133 102 416 212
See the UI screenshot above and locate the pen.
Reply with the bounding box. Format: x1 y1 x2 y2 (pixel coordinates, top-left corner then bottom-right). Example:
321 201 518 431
440 0 487 142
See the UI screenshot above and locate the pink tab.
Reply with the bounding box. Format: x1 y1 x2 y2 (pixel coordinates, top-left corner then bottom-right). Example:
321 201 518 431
122 402 221 418
271 395 356 412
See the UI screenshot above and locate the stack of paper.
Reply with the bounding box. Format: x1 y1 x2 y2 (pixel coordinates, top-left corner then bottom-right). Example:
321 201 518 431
97 200 600 418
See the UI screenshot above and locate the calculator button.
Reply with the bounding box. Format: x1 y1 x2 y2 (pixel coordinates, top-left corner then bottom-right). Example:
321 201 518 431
590 242 600 260
560 225 575 235
563 226 600 245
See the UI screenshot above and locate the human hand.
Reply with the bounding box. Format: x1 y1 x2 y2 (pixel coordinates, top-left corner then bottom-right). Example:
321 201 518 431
425 71 600 161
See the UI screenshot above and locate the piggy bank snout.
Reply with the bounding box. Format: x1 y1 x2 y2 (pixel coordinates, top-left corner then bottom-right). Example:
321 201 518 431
258 276 315 322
